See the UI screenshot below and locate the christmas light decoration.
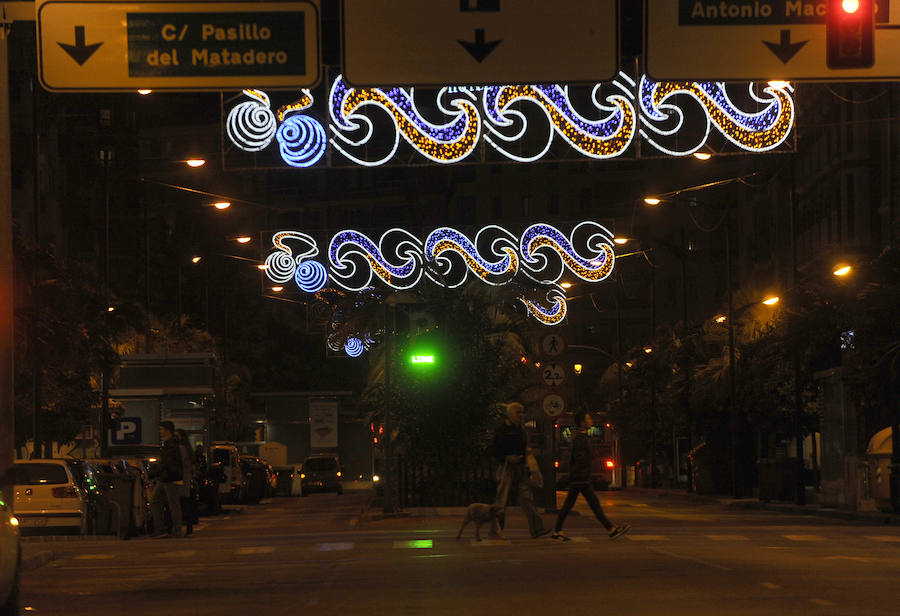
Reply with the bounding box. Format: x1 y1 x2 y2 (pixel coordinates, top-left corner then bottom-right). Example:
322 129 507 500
226 89 277 152
225 74 794 167
263 222 616 326
639 77 794 156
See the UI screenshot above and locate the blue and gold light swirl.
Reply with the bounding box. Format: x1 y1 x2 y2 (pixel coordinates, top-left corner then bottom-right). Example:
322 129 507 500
329 75 481 165
227 89 277 152
483 82 634 160
640 77 794 153
424 227 518 288
295 260 328 293
520 223 615 283
519 288 567 326
328 229 423 291
265 231 319 284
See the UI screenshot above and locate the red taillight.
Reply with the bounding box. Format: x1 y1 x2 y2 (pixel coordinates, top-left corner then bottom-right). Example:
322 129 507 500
52 486 79 498
605 460 615 469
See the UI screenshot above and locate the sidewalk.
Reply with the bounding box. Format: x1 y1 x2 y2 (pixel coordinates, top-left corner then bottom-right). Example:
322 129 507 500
625 486 900 525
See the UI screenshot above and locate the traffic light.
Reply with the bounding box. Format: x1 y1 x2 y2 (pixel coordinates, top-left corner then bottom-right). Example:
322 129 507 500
826 0 875 69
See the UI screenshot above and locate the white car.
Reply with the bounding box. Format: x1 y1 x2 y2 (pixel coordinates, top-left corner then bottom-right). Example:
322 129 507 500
10 460 87 533
0 482 21 616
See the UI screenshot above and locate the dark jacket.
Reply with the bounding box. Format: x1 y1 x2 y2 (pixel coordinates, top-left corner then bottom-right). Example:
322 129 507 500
568 431 592 484
150 437 184 483
492 422 527 465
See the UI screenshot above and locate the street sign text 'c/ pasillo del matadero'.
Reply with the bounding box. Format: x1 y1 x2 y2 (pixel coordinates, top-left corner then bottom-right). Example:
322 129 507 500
36 1 320 92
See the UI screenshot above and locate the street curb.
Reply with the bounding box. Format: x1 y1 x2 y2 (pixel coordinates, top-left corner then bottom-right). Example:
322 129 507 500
626 487 900 525
21 550 55 571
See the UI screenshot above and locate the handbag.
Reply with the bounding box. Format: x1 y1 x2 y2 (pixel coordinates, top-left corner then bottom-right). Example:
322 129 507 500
526 453 543 489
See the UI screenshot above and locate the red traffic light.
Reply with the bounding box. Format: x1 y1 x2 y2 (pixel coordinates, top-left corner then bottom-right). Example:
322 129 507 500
605 459 615 469
826 0 874 69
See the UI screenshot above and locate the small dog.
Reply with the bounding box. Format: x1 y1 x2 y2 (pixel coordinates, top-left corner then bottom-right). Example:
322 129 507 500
456 503 506 541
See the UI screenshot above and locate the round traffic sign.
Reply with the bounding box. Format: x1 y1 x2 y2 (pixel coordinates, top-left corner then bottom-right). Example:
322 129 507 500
541 333 566 357
540 362 566 387
542 393 566 418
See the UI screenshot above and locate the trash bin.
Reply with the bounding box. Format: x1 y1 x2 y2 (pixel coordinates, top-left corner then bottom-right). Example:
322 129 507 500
97 473 136 537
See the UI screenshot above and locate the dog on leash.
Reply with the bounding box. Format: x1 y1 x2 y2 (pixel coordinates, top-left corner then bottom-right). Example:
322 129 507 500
456 503 506 541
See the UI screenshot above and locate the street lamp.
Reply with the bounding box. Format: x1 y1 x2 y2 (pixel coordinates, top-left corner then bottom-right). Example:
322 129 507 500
212 201 231 210
235 236 252 244
184 159 206 168
573 363 583 375
833 264 852 277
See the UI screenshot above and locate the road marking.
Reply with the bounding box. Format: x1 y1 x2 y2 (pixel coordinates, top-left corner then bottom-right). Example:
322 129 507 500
471 539 511 546
236 546 275 555
626 535 668 541
782 534 824 542
867 535 900 543
318 542 354 551
824 556 873 562
569 536 590 543
393 540 434 549
164 550 198 558
74 554 116 560
707 534 750 541
810 599 836 607
647 547 732 571
761 582 781 590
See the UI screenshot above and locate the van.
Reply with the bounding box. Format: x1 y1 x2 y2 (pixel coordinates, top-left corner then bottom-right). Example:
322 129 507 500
300 455 343 496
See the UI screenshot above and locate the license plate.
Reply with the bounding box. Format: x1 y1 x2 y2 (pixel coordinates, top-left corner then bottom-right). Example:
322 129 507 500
19 517 47 527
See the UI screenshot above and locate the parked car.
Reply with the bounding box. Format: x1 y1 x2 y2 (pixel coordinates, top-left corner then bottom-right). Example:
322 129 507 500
9 459 89 534
0 481 21 616
211 443 246 503
299 455 343 496
240 456 268 504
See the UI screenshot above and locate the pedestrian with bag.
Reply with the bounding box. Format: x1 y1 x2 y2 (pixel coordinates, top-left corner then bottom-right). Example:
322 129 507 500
552 410 630 541
492 402 550 539
149 421 184 538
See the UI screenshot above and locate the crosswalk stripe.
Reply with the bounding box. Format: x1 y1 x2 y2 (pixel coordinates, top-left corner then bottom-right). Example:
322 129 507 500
866 535 900 543
626 535 668 541
163 550 198 558
706 534 750 541
74 554 116 560
236 546 275 555
318 542 354 551
782 534 824 542
393 540 434 549
824 556 873 562
471 539 511 546
809 598 836 607
569 536 591 543
761 582 781 590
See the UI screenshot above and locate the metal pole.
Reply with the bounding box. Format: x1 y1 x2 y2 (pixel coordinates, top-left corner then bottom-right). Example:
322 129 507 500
0 13 15 475
681 228 693 492
383 303 394 514
727 207 738 498
615 272 625 489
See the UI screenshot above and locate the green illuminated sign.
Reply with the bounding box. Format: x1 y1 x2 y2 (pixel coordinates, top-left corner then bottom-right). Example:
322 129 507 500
410 355 435 364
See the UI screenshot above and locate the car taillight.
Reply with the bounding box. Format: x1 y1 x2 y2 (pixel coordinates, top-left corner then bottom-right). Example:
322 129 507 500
605 460 615 469
52 486 79 498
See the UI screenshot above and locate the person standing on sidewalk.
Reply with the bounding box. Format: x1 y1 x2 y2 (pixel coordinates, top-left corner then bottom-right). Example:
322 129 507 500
175 429 197 536
552 411 630 541
492 402 550 539
149 421 184 538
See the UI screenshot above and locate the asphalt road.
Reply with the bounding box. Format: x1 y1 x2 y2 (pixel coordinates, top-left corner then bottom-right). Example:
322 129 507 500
17 486 900 616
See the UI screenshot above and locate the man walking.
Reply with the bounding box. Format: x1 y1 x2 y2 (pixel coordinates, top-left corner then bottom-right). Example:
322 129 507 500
149 421 184 538
492 402 550 539
552 411 629 540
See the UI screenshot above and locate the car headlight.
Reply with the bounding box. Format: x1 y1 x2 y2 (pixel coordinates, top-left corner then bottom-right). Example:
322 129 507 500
300 473 306 479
